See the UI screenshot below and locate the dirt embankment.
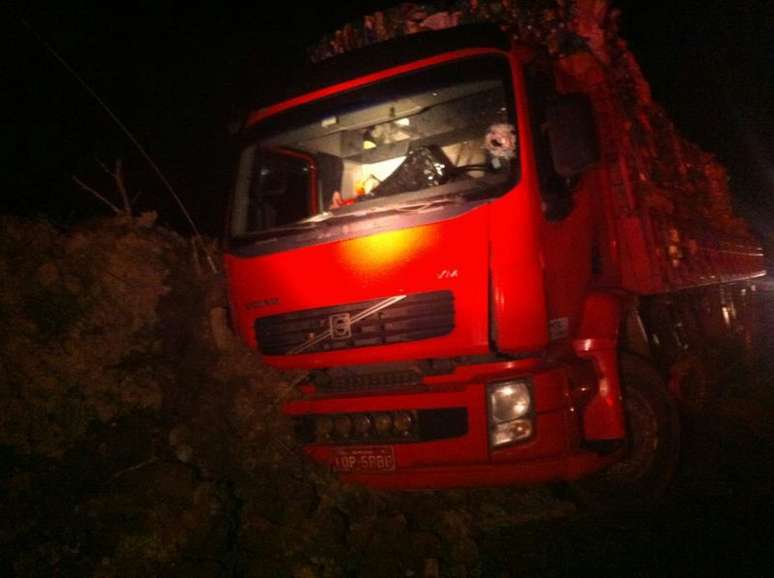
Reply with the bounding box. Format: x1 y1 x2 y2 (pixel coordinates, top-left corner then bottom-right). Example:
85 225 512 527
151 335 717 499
0 215 573 578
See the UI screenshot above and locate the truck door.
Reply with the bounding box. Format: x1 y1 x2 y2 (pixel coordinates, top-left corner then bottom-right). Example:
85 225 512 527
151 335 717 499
525 62 594 344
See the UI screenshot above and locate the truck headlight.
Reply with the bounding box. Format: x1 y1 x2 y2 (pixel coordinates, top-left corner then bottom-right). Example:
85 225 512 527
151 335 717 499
487 380 533 447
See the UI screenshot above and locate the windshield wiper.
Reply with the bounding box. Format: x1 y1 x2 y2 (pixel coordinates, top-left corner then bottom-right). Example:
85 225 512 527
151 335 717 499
299 196 459 226
393 196 464 213
311 182 488 224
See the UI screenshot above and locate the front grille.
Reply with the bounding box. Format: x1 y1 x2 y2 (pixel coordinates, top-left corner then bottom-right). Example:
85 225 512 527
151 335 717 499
255 291 454 356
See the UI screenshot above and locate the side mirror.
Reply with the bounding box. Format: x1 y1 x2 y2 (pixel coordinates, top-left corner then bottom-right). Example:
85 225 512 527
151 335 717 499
546 93 599 178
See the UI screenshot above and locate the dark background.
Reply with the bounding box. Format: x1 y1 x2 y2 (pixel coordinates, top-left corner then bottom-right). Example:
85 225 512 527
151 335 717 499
2 1 771 238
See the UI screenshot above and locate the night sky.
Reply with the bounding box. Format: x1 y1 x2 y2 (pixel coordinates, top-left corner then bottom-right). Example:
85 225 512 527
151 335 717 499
2 1 771 238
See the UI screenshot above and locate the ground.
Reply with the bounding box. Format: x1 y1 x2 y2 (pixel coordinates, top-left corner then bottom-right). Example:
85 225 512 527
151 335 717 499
0 216 772 577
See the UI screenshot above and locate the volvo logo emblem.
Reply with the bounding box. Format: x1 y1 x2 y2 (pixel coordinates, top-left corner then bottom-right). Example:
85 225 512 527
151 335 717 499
329 313 352 339
287 294 407 355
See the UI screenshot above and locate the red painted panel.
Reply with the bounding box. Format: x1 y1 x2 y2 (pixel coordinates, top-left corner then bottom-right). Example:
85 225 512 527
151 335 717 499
574 292 626 440
226 205 492 369
488 55 548 353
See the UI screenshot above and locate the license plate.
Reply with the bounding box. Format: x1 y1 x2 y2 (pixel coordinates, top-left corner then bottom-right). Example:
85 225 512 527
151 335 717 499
331 446 396 473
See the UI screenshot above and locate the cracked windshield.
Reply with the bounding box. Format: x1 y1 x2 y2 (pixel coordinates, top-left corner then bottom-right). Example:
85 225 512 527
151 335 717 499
230 55 517 238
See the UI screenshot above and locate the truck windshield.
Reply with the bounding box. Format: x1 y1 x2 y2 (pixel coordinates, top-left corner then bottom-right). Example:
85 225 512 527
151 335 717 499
230 55 516 238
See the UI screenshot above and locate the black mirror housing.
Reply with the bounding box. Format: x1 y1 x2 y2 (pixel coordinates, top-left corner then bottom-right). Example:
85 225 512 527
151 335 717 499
546 93 600 178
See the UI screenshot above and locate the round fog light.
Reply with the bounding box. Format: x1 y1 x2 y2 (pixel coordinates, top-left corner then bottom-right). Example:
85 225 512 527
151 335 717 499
353 414 372 436
334 415 352 438
373 413 392 435
316 416 333 439
393 411 414 434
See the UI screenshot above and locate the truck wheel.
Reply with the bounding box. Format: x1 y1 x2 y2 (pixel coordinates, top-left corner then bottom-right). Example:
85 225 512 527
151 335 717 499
571 354 681 511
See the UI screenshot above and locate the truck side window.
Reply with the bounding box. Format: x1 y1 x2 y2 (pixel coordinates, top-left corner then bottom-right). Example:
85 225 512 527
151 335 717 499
253 152 311 230
525 65 574 220
230 149 311 236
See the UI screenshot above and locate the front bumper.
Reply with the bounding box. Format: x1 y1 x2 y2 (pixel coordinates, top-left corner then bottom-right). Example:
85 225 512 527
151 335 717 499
283 360 620 489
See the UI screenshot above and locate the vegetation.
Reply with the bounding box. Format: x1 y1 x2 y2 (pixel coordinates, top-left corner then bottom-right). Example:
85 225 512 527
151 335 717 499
1 215 771 577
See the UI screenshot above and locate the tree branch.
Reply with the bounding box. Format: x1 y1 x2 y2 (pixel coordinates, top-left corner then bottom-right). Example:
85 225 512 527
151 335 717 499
114 158 131 214
72 175 122 214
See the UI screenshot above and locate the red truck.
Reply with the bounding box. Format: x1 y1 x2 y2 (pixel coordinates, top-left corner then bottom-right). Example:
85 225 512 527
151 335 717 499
224 13 765 499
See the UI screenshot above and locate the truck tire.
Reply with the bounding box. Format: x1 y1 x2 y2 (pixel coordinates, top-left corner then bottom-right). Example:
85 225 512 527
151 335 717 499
571 354 681 511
